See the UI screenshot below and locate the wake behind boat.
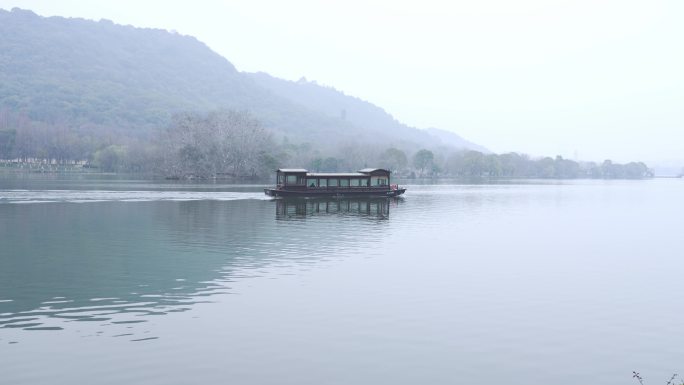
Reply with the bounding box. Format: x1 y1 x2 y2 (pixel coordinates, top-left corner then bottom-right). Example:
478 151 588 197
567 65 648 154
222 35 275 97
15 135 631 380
264 168 406 198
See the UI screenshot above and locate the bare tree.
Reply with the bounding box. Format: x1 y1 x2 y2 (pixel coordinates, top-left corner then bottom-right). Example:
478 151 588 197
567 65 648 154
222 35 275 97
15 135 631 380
160 110 273 179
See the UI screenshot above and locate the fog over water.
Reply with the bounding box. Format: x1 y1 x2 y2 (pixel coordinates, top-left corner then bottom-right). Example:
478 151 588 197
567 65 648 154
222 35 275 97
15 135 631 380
0 0 681 167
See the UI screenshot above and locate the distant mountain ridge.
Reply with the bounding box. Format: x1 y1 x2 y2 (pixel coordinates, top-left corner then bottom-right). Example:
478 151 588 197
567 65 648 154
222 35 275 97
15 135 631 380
425 127 489 154
247 72 489 152
0 7 486 154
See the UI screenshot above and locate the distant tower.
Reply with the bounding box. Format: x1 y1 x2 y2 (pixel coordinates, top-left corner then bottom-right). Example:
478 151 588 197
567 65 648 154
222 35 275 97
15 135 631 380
340 108 347 121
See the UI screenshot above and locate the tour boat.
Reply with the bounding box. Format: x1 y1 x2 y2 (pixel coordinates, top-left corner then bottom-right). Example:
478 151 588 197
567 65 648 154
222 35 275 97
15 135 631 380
264 168 406 197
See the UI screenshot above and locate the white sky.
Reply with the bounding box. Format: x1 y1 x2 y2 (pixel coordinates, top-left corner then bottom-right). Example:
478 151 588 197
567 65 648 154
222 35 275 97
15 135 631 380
1 0 682 164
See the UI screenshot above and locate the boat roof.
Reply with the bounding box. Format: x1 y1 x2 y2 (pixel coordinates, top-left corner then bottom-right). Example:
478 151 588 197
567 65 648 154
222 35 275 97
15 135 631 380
307 172 367 177
277 168 389 176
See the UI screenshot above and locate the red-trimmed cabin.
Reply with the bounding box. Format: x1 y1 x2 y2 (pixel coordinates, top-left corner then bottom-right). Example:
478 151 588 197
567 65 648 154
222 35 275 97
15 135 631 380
267 168 404 197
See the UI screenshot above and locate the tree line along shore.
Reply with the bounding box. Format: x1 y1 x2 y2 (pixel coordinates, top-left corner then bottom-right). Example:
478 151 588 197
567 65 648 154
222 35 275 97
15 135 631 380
0 110 653 180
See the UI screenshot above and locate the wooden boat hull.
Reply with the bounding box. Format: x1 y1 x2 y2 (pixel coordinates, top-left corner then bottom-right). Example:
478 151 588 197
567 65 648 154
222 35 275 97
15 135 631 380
264 188 406 198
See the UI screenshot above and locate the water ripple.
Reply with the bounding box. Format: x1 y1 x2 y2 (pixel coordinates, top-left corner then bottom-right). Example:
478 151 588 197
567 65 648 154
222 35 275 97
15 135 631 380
0 189 268 203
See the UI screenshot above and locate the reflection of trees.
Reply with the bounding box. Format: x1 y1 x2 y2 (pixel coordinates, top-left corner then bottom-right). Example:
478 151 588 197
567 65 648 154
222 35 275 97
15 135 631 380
0 198 394 331
0 201 257 322
0 200 271 328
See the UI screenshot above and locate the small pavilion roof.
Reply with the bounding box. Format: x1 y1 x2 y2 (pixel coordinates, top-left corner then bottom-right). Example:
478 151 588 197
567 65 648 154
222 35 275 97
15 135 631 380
358 168 390 174
307 172 367 177
277 168 308 173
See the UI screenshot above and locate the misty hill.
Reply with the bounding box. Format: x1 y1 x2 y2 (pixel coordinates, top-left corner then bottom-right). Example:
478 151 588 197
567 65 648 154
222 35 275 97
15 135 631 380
247 72 487 151
424 127 489 154
0 8 353 145
1 9 248 129
0 8 484 154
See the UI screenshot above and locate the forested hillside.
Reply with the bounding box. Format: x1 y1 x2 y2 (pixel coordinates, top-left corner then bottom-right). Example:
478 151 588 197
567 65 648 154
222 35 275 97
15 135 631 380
0 8 363 143
1 8 248 130
0 8 651 179
0 8 485 159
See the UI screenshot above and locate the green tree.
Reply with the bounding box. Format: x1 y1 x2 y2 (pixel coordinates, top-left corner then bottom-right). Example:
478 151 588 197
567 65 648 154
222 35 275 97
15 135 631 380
380 147 407 173
0 128 16 159
94 145 127 172
484 154 502 177
601 160 616 178
536 157 555 178
623 162 652 178
413 149 434 176
445 151 465 176
321 157 340 172
257 152 278 176
309 158 323 172
462 151 485 176
553 156 580 178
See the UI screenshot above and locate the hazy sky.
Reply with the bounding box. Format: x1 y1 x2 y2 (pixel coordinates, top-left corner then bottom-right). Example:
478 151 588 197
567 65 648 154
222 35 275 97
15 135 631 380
1 0 682 164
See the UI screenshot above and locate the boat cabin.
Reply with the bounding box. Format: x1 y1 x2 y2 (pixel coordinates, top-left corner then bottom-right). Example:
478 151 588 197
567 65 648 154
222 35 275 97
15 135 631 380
266 168 404 197
276 168 391 190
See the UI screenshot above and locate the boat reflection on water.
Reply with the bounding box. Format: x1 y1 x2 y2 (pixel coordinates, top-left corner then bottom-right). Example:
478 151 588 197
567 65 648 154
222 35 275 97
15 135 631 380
275 197 400 220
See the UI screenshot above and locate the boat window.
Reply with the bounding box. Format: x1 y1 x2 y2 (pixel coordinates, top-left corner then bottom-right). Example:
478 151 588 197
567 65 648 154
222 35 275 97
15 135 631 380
306 178 317 187
286 175 297 184
319 179 327 187
340 179 350 187
351 179 360 187
361 179 369 186
377 178 386 185
278 174 284 184
329 179 339 187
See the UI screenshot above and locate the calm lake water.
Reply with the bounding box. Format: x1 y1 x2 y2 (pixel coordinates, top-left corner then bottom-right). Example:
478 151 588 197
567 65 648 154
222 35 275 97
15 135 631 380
1 174 683 385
